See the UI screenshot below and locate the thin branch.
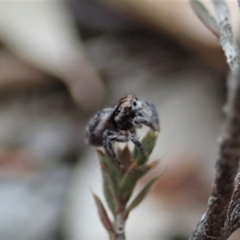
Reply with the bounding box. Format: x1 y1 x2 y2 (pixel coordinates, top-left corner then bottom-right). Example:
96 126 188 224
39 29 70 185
189 1 240 238
189 62 240 240
225 173 240 234
212 0 239 71
210 173 240 240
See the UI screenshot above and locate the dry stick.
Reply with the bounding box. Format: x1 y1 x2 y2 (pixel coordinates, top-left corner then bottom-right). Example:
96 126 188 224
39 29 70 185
212 0 239 71
224 173 240 237
189 61 240 240
189 1 240 239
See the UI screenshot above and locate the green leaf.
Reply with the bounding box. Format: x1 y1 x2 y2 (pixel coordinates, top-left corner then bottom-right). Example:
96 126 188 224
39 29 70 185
133 131 158 165
96 150 121 214
97 150 122 185
124 176 159 219
102 170 123 214
190 0 220 38
119 161 158 204
92 192 115 236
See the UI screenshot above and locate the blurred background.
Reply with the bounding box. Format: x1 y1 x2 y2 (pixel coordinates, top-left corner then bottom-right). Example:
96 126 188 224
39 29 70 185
0 0 239 240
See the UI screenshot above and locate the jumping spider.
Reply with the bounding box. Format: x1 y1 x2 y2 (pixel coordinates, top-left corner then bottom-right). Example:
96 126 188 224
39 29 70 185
85 95 160 165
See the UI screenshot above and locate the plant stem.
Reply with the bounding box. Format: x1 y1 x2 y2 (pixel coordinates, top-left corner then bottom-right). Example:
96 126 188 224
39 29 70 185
189 60 240 240
211 0 239 71
115 212 125 240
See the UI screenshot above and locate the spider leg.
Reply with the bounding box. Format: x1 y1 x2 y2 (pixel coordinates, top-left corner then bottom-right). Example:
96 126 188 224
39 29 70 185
129 131 146 157
102 130 128 164
134 102 160 131
133 117 155 130
148 103 160 131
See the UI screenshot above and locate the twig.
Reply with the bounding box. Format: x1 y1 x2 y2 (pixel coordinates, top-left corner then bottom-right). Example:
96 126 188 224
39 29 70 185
189 60 240 240
225 173 240 235
211 0 239 71
189 1 240 239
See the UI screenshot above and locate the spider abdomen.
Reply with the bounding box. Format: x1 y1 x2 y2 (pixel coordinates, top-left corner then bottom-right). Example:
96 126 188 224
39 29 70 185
85 108 116 146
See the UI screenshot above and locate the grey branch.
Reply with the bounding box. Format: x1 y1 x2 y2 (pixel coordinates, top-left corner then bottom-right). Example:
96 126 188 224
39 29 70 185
226 173 240 235
189 64 240 240
189 1 240 239
212 0 239 71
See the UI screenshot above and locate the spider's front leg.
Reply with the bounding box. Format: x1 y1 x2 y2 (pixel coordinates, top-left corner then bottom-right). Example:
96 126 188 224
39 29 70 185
128 130 146 157
134 102 160 131
133 117 155 130
148 103 160 131
102 130 128 165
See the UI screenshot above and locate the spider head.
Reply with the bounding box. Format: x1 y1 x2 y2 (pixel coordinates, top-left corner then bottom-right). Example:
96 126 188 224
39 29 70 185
113 95 143 127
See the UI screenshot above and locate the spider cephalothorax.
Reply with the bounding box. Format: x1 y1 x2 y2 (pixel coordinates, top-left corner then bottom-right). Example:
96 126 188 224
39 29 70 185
113 95 143 130
85 94 159 164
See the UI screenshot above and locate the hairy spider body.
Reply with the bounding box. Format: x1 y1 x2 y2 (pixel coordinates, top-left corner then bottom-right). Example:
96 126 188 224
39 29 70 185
86 107 116 146
85 95 159 164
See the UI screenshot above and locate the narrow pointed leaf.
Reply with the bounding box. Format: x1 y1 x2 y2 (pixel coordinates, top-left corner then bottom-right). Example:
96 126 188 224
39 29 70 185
190 0 220 38
119 161 159 204
97 150 122 184
102 170 123 214
125 176 159 219
92 193 115 235
133 131 158 165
